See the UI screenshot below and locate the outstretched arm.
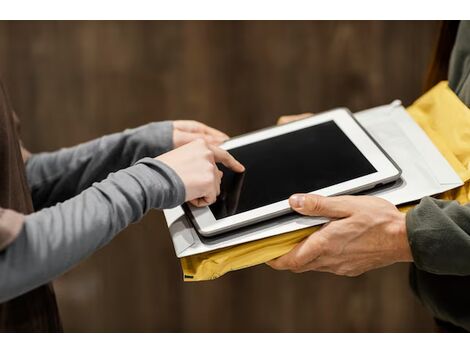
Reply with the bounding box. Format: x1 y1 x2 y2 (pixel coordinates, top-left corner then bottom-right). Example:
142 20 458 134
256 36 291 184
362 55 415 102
26 121 175 209
26 120 229 210
0 157 185 303
0 139 244 303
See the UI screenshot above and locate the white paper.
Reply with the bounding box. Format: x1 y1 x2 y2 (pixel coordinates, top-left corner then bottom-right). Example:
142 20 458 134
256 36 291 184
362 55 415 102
164 102 463 258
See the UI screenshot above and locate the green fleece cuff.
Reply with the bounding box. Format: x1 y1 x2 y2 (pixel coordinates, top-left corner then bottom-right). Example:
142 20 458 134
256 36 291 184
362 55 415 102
406 197 470 275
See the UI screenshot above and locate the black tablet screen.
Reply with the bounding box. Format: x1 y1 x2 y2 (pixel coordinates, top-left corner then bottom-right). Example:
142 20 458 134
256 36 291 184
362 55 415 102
209 120 377 220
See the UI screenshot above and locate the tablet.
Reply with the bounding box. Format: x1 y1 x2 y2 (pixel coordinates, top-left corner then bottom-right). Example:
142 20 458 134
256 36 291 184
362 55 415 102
187 108 401 236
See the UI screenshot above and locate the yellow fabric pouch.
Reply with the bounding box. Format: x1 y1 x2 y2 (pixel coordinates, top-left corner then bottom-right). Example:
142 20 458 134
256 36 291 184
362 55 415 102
181 81 470 281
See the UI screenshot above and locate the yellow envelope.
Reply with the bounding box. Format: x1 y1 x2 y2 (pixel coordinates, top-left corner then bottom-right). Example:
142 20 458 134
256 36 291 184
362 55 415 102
181 81 470 281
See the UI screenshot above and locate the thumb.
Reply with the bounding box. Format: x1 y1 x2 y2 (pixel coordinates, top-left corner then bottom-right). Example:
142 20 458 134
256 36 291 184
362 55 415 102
289 194 351 218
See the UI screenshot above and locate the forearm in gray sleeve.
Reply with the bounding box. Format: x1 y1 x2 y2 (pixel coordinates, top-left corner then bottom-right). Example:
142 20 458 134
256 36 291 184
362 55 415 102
26 121 174 209
0 157 185 303
407 197 470 275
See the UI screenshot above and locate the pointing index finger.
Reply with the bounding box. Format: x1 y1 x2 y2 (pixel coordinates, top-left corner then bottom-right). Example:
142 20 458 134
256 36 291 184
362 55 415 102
209 145 245 173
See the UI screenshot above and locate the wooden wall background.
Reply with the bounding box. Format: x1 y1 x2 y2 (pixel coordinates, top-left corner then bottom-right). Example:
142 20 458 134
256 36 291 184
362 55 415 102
0 21 440 332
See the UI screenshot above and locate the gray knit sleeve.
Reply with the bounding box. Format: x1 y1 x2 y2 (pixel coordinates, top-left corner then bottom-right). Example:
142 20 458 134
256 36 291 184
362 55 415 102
0 157 185 303
26 121 174 209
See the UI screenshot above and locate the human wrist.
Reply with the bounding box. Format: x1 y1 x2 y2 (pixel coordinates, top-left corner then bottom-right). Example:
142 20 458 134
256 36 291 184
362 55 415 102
134 157 186 208
394 212 413 263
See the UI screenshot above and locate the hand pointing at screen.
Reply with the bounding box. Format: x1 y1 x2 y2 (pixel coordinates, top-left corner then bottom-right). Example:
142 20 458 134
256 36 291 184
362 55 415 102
157 139 245 207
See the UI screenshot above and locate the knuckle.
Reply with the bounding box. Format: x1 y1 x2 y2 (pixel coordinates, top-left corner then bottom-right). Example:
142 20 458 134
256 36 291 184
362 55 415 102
346 272 360 278
206 169 216 181
306 196 323 213
336 265 360 277
336 267 349 276
291 267 305 274
200 174 212 187
345 269 361 277
204 176 214 187
267 261 280 270
288 257 303 271
205 150 214 161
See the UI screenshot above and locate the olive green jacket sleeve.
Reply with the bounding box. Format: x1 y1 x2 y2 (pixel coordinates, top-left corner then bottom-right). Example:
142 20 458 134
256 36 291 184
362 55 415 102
407 21 470 275
407 198 470 275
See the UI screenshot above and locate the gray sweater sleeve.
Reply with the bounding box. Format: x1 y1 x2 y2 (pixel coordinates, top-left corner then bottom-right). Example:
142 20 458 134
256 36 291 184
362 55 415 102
406 197 470 275
0 157 185 303
26 121 174 210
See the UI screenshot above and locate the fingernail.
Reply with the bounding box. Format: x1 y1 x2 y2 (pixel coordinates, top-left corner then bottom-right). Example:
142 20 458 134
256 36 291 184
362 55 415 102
290 194 305 208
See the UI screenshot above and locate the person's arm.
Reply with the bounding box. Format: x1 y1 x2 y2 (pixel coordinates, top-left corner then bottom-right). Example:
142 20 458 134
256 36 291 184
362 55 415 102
0 158 184 303
26 120 229 210
406 197 470 275
26 121 174 209
0 139 244 303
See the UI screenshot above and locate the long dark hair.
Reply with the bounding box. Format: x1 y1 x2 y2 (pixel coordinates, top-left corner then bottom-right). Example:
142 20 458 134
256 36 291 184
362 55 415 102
424 21 460 92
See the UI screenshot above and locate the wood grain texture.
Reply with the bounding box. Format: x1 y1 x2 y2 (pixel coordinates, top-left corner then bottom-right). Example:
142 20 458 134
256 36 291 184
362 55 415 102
0 20 439 332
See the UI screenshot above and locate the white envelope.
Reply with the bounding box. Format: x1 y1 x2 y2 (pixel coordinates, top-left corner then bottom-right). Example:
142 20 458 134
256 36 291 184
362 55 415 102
164 101 463 258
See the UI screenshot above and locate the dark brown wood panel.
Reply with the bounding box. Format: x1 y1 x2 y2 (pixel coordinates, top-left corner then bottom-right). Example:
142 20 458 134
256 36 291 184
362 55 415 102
0 20 439 332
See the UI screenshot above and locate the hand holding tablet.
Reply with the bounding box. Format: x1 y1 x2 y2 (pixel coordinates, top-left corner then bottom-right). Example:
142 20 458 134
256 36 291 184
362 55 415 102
187 108 401 236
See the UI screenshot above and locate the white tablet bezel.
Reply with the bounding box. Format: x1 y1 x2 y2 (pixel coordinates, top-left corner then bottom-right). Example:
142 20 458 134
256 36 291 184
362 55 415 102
188 108 401 236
